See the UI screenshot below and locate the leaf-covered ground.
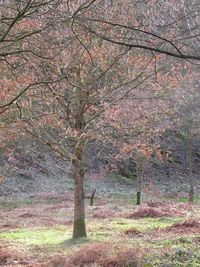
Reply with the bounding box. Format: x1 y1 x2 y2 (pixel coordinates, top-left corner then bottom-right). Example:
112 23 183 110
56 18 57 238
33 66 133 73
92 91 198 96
0 193 200 267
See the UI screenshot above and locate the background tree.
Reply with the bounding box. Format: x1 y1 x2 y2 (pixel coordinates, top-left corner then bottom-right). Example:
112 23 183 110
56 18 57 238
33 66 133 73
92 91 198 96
101 94 169 205
170 76 200 202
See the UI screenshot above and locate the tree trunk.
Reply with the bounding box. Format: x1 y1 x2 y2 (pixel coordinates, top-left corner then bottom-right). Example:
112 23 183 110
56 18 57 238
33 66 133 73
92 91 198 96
188 142 194 202
90 188 96 206
136 161 143 205
72 66 88 239
72 157 87 239
136 191 141 205
161 145 169 176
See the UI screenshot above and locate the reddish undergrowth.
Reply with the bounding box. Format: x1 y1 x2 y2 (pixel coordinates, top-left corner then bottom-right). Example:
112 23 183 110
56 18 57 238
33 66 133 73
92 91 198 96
0 223 20 233
92 209 116 219
126 206 168 219
47 243 143 267
125 201 194 219
163 218 200 234
125 228 143 237
142 218 200 241
0 240 29 266
125 218 200 241
0 193 73 229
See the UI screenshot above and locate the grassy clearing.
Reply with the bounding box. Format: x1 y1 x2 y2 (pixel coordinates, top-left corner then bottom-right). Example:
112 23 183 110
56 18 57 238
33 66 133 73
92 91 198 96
0 194 200 266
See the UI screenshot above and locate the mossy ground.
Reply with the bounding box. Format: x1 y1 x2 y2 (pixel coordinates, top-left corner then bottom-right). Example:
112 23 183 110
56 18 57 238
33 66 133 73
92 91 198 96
0 193 200 266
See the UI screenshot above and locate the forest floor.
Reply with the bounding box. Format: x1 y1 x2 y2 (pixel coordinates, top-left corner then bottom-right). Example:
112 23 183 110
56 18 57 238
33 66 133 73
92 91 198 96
0 193 200 267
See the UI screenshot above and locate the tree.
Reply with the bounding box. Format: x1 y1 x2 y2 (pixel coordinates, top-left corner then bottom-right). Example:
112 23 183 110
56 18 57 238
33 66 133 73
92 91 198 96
2 0 200 239
11 20 152 239
101 95 167 205
171 79 200 202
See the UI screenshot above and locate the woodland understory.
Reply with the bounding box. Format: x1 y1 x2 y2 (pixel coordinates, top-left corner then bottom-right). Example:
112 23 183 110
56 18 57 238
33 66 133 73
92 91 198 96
0 193 200 266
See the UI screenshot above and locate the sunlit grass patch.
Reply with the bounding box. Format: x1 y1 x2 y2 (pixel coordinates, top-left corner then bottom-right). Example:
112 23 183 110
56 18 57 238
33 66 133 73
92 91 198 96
112 217 183 231
0 226 71 246
85 216 184 245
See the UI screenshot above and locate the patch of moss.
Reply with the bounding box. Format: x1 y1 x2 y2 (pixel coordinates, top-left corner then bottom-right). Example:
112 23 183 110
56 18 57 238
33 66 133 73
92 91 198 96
72 218 87 239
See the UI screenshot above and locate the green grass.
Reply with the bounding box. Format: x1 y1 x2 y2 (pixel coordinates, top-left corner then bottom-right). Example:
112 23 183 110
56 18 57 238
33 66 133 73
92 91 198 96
169 196 200 204
0 216 183 247
0 198 60 210
83 216 184 246
0 226 71 246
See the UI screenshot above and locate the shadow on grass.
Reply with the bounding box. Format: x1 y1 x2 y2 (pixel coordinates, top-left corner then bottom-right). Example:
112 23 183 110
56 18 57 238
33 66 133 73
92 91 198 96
58 237 89 248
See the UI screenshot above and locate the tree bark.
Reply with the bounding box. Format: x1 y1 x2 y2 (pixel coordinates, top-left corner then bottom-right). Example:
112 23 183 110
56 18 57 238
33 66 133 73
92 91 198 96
90 188 96 206
136 161 143 205
188 141 194 202
72 66 88 239
136 191 141 205
72 157 87 239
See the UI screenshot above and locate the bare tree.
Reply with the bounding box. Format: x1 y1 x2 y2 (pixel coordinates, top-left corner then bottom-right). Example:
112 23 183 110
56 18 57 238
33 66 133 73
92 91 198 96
2 0 200 239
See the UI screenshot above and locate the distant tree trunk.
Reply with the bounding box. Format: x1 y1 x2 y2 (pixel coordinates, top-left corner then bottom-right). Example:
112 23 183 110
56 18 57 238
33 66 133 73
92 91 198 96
72 155 87 239
136 161 143 205
188 141 194 202
162 145 170 176
136 191 141 205
90 188 96 206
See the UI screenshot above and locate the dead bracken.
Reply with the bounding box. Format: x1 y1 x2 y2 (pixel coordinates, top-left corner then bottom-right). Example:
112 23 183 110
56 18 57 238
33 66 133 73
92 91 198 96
125 202 193 219
163 218 200 234
125 228 143 237
47 243 143 267
126 206 169 219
